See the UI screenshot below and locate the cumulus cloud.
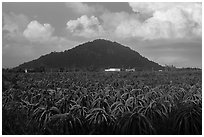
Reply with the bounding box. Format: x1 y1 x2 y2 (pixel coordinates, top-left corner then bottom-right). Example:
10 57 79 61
3 19 79 68
100 12 142 39
22 20 80 48
126 2 202 39
107 2 202 40
66 2 201 40
129 2 199 15
3 16 79 67
23 20 55 42
3 15 78 46
66 15 105 38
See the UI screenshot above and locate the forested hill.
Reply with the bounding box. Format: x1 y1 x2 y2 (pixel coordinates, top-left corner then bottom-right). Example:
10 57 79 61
16 39 163 71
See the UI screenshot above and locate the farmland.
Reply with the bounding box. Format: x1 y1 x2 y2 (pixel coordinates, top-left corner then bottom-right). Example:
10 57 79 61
2 70 202 135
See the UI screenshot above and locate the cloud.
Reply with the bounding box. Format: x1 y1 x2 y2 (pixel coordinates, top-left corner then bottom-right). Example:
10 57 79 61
66 2 201 40
3 15 78 47
3 17 79 68
126 2 202 39
3 12 29 38
23 20 55 42
100 11 142 39
129 2 200 15
22 20 80 49
66 15 105 38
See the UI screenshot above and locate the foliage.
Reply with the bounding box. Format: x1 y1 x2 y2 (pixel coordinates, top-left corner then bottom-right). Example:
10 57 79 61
2 70 202 135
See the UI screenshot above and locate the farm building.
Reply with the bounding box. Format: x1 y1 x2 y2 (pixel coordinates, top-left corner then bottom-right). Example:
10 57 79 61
105 68 121 72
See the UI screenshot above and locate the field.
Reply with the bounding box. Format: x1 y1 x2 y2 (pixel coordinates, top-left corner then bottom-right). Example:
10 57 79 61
2 70 202 135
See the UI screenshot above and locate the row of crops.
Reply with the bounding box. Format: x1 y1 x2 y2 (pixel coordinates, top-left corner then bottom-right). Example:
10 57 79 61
2 70 202 134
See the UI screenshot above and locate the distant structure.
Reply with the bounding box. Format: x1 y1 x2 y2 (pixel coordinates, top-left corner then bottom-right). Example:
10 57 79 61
105 68 121 72
158 70 163 72
125 68 135 72
105 68 137 72
25 69 28 73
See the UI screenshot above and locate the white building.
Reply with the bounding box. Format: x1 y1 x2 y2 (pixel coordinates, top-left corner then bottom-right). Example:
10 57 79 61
105 68 121 72
25 69 28 73
125 68 135 72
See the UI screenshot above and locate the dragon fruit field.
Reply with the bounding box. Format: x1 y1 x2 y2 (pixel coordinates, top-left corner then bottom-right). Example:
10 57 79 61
2 70 202 135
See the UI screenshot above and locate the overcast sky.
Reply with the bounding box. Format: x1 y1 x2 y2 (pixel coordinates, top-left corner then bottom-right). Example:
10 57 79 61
2 2 202 68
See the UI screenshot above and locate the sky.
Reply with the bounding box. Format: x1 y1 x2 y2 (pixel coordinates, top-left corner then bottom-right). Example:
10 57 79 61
2 2 202 68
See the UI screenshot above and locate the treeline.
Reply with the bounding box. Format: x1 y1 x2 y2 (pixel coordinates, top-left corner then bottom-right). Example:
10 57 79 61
3 66 201 73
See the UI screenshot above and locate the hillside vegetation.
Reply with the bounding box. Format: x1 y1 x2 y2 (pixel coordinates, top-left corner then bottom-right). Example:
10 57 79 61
16 39 163 71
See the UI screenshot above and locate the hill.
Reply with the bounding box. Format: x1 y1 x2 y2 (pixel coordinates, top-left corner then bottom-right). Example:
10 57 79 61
16 39 164 71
